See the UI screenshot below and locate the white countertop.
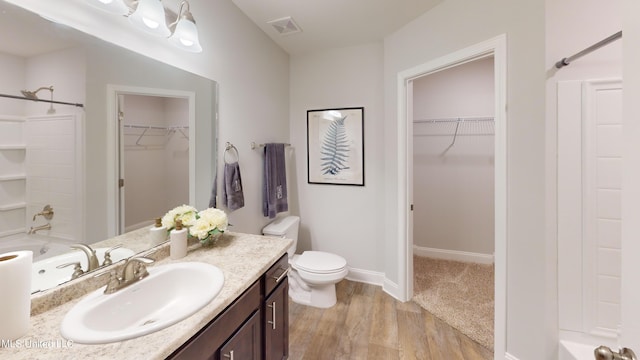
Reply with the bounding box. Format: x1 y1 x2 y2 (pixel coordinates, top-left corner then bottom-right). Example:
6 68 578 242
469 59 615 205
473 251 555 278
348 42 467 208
0 231 291 360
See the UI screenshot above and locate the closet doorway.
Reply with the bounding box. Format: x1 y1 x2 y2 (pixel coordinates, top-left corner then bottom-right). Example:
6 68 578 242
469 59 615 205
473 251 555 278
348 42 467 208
107 86 196 236
396 35 507 355
411 56 495 351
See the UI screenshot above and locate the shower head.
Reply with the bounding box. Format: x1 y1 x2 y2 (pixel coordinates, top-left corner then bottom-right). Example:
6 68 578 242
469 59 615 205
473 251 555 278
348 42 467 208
20 86 53 100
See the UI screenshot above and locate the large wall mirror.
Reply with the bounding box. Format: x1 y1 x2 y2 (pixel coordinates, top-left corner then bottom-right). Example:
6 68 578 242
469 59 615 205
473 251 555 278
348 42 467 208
0 0 218 293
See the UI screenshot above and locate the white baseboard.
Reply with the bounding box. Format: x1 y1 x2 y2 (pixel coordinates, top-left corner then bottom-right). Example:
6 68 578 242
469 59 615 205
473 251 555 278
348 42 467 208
345 267 405 301
413 245 494 264
505 353 520 360
345 267 385 286
382 278 402 300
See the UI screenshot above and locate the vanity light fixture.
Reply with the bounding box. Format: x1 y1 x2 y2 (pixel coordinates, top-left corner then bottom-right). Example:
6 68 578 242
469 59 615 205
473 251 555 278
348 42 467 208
86 0 202 52
168 1 202 53
128 0 170 37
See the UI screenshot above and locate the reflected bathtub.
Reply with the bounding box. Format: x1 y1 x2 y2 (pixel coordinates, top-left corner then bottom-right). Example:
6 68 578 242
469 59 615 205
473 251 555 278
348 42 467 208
559 340 598 360
0 233 73 261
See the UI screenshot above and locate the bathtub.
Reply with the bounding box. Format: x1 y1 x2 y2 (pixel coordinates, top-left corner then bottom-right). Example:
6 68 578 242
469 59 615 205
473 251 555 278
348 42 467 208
559 339 625 360
0 233 75 261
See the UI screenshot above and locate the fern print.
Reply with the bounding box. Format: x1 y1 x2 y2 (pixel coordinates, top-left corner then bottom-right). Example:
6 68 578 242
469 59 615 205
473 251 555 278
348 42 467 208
320 116 350 175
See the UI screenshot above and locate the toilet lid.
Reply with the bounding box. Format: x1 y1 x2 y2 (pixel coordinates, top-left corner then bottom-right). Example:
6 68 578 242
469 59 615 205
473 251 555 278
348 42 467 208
294 251 347 274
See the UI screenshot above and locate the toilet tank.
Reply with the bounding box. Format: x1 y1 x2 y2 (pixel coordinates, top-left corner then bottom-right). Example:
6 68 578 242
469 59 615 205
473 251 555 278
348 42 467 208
262 216 300 256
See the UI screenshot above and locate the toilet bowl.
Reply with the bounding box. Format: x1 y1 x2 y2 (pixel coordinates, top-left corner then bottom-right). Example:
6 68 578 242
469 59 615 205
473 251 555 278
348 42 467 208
262 216 348 308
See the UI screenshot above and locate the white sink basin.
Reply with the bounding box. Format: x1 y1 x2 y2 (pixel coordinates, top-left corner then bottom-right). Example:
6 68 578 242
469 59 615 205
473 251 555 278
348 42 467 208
31 247 135 293
60 262 224 344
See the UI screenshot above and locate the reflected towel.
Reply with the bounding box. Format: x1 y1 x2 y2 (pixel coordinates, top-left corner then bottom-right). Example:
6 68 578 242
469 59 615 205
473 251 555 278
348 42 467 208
263 143 288 218
223 161 245 211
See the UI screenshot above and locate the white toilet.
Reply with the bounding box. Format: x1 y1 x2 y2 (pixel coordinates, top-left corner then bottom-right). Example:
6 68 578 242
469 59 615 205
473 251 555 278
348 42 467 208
262 216 348 308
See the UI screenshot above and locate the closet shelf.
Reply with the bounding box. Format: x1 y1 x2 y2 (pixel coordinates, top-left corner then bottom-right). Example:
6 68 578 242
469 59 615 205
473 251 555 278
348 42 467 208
413 116 494 123
413 116 495 138
0 175 26 181
123 124 189 146
0 202 27 211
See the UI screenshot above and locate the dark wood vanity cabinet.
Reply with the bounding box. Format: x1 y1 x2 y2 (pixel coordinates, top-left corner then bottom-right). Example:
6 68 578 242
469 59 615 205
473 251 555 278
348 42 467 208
264 278 288 360
263 254 289 360
168 254 289 360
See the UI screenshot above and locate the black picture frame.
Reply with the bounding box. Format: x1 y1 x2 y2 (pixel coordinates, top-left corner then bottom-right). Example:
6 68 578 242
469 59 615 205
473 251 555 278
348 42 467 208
307 107 364 186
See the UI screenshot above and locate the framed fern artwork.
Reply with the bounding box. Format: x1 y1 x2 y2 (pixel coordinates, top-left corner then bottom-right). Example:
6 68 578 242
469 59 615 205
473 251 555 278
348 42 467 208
307 107 364 186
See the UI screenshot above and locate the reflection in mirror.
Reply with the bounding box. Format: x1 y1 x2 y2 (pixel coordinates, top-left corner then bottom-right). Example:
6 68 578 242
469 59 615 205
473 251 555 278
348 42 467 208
0 1 218 293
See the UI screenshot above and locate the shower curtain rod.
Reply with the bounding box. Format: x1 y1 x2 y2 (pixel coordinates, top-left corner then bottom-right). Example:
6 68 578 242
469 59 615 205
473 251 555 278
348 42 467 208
0 93 84 108
555 31 622 69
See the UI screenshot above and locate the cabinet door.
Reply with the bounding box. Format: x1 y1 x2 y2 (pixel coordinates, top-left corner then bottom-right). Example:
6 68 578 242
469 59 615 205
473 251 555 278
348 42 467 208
219 310 261 360
264 277 288 360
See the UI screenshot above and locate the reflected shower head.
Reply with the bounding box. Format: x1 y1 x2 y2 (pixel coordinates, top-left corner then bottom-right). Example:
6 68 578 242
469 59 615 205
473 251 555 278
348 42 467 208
20 86 53 100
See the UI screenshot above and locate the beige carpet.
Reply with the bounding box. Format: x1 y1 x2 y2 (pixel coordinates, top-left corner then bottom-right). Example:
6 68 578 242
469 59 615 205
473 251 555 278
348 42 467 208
413 255 494 351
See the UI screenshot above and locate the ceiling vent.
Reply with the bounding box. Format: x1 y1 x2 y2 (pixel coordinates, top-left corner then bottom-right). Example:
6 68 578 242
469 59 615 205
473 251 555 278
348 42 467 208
267 16 302 36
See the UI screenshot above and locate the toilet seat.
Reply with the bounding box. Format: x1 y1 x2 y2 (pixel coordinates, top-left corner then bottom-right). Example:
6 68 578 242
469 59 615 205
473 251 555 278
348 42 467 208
293 251 347 274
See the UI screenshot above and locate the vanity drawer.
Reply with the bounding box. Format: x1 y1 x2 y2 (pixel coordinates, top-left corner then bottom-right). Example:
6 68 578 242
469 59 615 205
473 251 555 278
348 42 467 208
169 280 261 360
264 253 289 297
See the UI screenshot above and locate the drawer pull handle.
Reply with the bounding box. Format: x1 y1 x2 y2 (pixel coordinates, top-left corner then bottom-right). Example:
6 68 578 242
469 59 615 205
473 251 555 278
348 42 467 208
223 350 234 360
267 301 276 330
272 267 289 283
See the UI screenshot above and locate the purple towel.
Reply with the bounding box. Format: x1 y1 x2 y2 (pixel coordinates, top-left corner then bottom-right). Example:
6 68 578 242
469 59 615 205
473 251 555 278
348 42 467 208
223 161 244 211
263 143 288 218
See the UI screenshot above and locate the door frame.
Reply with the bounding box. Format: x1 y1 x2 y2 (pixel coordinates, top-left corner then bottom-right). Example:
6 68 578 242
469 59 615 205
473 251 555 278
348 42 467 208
106 84 196 237
396 34 507 355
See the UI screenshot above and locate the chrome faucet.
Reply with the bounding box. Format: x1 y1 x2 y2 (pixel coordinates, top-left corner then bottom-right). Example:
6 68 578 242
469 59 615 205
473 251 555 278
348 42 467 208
28 223 51 234
71 243 100 272
96 255 155 294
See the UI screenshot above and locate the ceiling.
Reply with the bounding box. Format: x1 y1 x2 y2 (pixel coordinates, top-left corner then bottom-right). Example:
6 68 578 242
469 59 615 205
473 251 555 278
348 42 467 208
0 0 443 58
231 0 443 55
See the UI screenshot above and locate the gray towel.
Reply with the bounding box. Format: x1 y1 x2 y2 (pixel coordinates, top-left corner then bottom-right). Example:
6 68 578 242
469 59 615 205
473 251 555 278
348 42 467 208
223 161 245 211
263 143 288 218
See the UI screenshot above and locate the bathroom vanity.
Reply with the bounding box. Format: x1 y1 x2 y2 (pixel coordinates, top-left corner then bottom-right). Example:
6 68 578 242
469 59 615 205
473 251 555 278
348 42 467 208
0 231 292 360
169 253 289 359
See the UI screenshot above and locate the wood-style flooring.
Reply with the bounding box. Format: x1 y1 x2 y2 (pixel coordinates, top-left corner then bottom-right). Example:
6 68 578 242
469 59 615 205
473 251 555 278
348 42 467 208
288 280 493 360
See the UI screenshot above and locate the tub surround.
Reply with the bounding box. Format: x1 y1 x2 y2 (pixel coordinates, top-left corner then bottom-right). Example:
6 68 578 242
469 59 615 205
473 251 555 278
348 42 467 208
1 231 292 360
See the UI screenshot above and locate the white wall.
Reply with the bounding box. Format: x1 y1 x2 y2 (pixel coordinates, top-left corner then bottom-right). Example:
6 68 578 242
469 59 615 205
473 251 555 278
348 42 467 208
24 47 86 116
412 58 494 256
384 0 547 358
289 42 385 274
6 0 290 238
164 98 190 211
0 53 26 115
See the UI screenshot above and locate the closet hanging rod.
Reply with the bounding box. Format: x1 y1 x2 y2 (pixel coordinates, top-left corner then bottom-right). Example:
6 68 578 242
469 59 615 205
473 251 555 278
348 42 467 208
413 116 494 124
0 93 84 108
555 31 622 69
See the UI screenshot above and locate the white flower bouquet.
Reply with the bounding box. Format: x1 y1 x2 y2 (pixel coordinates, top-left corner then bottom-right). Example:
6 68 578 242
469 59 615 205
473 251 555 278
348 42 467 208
189 208 228 245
